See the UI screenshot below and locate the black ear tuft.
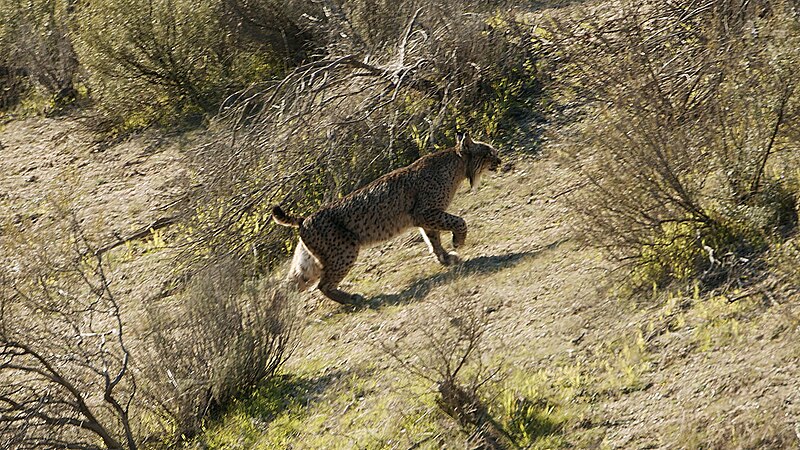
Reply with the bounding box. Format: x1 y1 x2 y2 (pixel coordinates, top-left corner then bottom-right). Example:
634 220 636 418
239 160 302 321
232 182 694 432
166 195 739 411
456 131 473 156
462 131 473 147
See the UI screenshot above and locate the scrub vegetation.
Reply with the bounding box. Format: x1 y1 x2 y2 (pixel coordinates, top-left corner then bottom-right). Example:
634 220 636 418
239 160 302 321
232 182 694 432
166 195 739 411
1 0 799 448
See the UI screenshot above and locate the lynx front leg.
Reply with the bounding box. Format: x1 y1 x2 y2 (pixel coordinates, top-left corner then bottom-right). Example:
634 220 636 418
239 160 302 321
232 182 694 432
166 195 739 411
413 209 468 249
420 228 461 265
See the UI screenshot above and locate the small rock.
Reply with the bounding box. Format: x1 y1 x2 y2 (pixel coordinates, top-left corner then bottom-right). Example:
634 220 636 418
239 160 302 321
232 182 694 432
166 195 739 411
25 175 37 183
571 330 587 345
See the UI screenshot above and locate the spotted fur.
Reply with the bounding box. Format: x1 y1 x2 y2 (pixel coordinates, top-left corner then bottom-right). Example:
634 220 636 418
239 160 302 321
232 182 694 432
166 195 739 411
273 132 501 305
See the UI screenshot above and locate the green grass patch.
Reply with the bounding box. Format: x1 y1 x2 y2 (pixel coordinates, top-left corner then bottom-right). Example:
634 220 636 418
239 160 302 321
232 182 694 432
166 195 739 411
690 293 761 352
198 374 321 449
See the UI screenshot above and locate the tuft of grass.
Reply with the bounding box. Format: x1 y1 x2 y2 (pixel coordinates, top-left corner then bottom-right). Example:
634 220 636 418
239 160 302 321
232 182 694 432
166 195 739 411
491 371 568 449
599 330 651 394
690 293 761 352
482 361 617 450
199 374 311 449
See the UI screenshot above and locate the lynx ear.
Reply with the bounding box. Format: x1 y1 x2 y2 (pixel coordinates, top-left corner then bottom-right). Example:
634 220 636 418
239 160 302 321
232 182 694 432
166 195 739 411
462 131 473 147
456 131 473 156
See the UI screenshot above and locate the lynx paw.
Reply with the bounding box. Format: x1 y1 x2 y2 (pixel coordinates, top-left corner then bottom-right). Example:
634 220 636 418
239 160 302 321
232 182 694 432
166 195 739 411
348 293 366 305
438 252 462 266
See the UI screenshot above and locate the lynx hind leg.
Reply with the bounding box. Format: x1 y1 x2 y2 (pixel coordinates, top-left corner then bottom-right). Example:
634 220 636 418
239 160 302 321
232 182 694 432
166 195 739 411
288 238 322 292
317 250 364 305
420 228 461 266
312 230 364 305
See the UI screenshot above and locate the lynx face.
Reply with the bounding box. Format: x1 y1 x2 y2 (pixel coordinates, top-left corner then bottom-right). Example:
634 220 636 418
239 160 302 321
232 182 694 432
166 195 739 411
459 134 501 190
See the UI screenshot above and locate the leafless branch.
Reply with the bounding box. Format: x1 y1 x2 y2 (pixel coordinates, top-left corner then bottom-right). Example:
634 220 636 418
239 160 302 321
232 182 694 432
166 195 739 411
0 214 138 450
380 297 513 449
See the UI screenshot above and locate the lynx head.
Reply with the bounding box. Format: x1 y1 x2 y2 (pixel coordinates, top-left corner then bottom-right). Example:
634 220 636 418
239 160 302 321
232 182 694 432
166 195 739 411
456 132 501 190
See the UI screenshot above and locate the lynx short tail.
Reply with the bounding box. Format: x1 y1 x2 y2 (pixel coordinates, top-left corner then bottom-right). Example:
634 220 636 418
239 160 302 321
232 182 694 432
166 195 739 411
272 206 304 227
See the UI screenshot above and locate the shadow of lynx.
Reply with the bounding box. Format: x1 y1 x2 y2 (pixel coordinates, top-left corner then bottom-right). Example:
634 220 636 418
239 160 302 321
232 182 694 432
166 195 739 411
363 239 568 309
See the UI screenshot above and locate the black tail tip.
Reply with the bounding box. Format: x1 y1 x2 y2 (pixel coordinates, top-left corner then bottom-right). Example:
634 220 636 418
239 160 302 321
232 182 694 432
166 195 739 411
272 205 299 227
271 205 288 221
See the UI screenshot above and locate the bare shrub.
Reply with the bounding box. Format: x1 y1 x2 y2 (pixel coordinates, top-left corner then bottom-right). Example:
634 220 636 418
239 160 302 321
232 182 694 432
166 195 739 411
384 297 513 449
0 0 79 112
546 0 800 289
0 200 298 447
0 213 137 450
138 260 299 442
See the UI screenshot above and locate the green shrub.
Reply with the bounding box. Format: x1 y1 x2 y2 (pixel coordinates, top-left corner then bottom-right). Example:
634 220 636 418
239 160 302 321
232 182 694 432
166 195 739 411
633 222 706 287
72 0 311 130
631 177 797 288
